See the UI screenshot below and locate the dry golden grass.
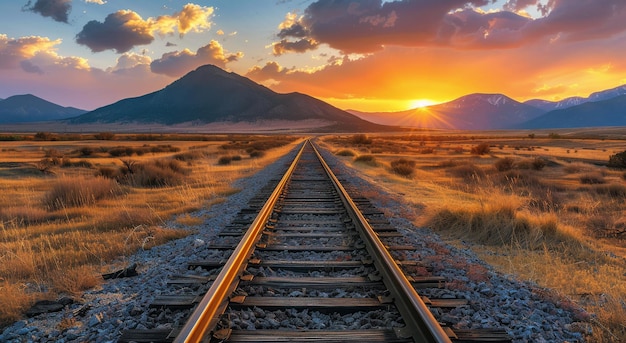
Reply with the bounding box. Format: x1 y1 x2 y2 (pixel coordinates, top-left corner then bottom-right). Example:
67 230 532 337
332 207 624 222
321 132 626 342
0 134 301 327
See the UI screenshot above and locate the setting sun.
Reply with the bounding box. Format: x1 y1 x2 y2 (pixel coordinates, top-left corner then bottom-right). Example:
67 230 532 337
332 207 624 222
408 99 437 109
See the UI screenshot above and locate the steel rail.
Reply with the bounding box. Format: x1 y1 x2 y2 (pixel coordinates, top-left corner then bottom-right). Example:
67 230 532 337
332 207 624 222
173 141 307 343
311 142 452 343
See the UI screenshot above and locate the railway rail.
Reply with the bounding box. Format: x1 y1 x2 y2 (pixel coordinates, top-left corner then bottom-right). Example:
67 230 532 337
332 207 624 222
119 140 511 343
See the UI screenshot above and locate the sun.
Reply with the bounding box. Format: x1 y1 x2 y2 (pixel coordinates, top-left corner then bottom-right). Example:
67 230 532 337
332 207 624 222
408 99 437 109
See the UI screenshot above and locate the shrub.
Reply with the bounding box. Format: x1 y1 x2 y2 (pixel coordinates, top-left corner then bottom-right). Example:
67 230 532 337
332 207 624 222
579 173 605 185
531 157 547 171
231 155 242 161
218 156 232 165
470 143 490 155
351 134 372 145
335 149 356 156
127 160 189 187
43 176 122 210
449 162 485 180
354 154 377 166
174 151 204 162
494 157 515 172
80 147 94 156
608 150 626 169
61 159 93 168
390 158 416 177
249 150 265 158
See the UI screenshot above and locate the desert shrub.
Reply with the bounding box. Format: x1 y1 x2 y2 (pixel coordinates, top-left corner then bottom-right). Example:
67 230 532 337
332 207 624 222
354 154 378 166
335 149 356 156
351 134 372 145
424 201 563 250
231 155 242 161
218 156 233 165
579 173 605 185
608 150 626 169
127 160 188 187
80 147 94 156
494 157 515 172
563 162 592 174
390 158 416 177
470 143 490 155
173 151 204 162
34 132 53 141
43 176 123 210
249 150 265 158
108 147 132 157
531 157 547 170
594 184 626 198
448 162 485 180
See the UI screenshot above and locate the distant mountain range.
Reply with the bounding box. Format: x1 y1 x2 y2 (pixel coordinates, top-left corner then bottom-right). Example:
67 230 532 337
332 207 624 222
351 94 544 130
0 94 86 123
67 65 386 132
1 64 625 130
350 84 626 130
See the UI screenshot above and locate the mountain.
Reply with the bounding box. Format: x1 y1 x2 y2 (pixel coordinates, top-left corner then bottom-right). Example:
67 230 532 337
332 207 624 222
69 65 387 132
519 94 626 129
525 84 626 112
0 94 87 123
350 94 544 130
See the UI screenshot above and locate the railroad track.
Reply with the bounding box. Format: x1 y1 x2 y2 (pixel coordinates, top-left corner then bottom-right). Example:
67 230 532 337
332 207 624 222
120 140 511 343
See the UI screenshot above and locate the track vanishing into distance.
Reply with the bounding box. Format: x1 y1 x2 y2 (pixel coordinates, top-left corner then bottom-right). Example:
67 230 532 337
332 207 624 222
119 140 511 343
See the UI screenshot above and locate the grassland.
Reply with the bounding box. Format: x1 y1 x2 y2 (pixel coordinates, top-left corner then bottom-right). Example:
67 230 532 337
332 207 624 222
0 133 300 327
321 130 626 342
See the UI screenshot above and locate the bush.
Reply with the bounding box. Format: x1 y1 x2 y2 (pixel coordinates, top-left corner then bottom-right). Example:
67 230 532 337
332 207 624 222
43 177 122 210
351 134 372 145
354 154 377 166
80 147 94 156
335 149 356 156
470 143 490 155
249 150 265 158
390 158 416 177
531 157 547 171
579 173 605 185
231 155 242 161
494 157 515 172
218 156 232 165
608 150 626 169
126 160 189 187
449 162 485 180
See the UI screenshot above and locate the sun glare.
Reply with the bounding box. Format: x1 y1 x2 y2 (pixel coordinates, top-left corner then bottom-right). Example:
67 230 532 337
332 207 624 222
408 99 437 109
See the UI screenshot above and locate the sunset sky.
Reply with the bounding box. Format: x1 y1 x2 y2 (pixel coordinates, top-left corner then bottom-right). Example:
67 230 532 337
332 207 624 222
1 0 625 112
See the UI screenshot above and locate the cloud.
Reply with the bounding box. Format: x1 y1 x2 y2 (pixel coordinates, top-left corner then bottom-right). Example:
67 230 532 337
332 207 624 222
23 0 71 23
76 10 154 53
85 0 107 4
0 34 62 69
76 4 214 53
246 61 292 81
150 40 243 77
272 38 318 55
273 0 626 53
20 60 44 74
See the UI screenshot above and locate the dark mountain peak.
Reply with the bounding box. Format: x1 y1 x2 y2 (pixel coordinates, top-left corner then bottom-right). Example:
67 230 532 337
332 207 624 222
69 64 388 131
0 94 87 123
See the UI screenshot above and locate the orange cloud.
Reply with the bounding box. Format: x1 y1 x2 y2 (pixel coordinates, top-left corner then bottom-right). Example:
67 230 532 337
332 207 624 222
0 35 62 69
151 40 242 77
